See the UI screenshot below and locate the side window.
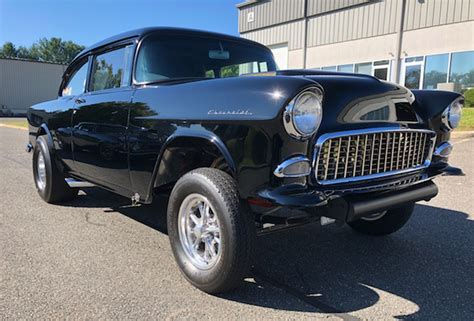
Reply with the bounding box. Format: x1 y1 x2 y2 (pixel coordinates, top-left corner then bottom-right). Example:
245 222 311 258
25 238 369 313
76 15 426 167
62 61 89 96
91 45 133 92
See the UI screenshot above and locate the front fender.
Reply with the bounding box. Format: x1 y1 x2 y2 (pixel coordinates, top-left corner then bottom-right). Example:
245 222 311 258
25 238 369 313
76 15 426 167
164 129 237 174
411 89 462 120
144 128 236 203
412 90 464 165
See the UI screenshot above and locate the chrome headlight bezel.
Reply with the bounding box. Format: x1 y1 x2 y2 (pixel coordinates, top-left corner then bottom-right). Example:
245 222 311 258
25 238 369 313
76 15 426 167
283 87 323 140
441 97 463 130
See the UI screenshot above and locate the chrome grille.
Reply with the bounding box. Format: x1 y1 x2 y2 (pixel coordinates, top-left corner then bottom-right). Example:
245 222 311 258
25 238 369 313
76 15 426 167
315 129 435 184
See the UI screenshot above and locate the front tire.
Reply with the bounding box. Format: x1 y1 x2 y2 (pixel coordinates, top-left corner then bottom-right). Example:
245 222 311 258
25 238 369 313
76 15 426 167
32 136 78 203
348 203 415 236
167 168 255 294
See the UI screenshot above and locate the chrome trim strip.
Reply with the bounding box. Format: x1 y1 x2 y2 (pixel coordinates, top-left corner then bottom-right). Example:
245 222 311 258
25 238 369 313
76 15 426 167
274 155 311 178
65 178 95 188
433 141 453 158
316 165 427 185
283 87 323 141
324 173 435 194
313 127 436 185
441 96 464 131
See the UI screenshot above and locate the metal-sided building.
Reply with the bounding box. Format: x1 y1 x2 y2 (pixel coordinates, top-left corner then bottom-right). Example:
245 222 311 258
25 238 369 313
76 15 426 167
0 58 66 116
237 0 474 91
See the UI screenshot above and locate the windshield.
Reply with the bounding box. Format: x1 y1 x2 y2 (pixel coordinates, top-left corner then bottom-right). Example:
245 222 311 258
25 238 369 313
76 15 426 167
135 34 277 83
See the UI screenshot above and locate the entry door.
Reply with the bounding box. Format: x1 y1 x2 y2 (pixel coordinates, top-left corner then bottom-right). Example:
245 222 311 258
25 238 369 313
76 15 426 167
401 56 424 89
72 89 132 189
269 43 288 70
55 58 90 172
72 44 134 192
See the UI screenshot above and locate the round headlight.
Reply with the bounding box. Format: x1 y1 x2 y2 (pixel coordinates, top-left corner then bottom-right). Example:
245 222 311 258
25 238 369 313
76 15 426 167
283 87 323 139
442 97 463 130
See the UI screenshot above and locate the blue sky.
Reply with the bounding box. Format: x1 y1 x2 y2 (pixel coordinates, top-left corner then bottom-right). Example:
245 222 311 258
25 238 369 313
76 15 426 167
0 0 242 47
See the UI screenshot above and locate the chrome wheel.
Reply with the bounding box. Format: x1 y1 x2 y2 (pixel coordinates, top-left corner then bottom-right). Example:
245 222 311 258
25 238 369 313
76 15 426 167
36 151 47 191
178 193 222 270
361 210 387 221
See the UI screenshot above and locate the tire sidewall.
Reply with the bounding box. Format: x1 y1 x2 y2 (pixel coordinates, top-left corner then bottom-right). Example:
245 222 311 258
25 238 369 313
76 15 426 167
32 136 53 201
167 172 240 290
349 203 415 236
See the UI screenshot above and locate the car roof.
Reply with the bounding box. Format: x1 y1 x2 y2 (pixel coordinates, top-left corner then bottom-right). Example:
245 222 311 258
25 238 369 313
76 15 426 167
73 27 269 63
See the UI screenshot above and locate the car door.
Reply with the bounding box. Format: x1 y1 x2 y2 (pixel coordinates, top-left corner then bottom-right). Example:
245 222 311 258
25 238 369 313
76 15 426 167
52 58 90 172
72 42 135 193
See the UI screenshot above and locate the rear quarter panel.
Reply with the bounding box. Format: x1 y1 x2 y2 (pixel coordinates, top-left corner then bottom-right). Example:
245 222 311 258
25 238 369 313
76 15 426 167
27 97 76 171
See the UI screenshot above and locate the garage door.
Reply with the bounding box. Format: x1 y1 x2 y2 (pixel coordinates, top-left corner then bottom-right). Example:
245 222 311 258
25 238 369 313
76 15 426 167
269 44 288 70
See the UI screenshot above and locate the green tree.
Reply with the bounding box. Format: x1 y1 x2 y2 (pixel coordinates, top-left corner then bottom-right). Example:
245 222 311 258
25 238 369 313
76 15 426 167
16 46 32 59
464 88 474 108
0 38 84 64
220 64 240 78
0 42 17 58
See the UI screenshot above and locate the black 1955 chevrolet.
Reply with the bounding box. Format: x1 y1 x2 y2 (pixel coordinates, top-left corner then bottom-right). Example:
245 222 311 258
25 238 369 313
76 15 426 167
27 27 463 293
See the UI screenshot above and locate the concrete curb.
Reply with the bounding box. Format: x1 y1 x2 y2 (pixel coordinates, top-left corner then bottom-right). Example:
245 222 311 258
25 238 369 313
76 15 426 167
0 124 28 131
452 131 474 139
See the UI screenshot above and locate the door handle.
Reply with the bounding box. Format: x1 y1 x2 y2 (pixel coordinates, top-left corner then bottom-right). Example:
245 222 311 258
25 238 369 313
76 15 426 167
75 98 86 104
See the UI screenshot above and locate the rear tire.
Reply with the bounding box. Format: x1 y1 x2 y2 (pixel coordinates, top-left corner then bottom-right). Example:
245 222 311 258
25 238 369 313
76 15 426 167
32 136 78 203
167 168 255 294
348 203 415 236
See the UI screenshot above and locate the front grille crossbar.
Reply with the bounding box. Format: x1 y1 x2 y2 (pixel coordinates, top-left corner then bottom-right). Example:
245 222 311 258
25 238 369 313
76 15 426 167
314 128 435 185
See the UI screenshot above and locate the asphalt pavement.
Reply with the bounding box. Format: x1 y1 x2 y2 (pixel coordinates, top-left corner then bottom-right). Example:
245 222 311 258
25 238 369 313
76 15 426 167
1 126 473 320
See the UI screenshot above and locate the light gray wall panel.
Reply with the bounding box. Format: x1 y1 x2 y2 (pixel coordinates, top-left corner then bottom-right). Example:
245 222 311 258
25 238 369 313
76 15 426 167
0 59 66 113
404 0 474 31
307 0 371 16
306 0 400 47
238 0 305 33
239 0 474 49
241 20 305 49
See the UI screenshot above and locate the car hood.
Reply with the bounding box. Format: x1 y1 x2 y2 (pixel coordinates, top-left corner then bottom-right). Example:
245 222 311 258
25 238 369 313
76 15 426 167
131 69 420 132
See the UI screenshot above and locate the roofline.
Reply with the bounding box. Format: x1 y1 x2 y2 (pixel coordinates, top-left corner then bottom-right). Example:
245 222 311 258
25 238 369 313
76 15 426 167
236 0 260 9
72 27 270 63
0 57 67 66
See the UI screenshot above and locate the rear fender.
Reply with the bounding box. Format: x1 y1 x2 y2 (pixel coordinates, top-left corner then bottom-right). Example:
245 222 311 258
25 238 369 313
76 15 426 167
36 124 55 153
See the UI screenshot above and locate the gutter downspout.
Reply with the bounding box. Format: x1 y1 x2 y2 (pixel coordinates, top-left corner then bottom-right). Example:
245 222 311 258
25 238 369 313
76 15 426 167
393 0 407 84
302 0 309 69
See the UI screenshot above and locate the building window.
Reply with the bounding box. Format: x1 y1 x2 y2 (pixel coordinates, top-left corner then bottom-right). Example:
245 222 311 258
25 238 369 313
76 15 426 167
423 54 449 89
374 68 388 80
355 62 372 75
322 66 337 71
404 65 422 89
403 56 424 89
373 60 390 81
449 51 474 90
405 56 423 63
338 64 354 73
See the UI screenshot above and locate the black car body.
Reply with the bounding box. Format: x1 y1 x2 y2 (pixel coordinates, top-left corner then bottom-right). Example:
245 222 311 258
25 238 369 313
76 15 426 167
27 27 463 293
